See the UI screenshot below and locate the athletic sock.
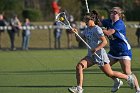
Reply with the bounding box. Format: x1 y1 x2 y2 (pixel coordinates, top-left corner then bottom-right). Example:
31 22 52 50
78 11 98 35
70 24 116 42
137 87 140 91
114 78 119 83
77 86 82 90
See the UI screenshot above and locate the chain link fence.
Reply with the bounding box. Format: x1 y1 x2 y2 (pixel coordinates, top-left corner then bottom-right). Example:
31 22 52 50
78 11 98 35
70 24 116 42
0 22 139 50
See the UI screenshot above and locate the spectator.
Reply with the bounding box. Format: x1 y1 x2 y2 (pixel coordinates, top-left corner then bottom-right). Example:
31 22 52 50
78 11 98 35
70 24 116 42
66 14 76 48
135 22 140 46
22 18 31 50
0 14 7 49
7 15 21 51
100 15 105 21
53 21 62 49
52 0 61 17
78 21 87 48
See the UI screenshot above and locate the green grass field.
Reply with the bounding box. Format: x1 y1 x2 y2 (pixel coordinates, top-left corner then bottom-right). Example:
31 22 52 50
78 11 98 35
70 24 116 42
0 48 139 93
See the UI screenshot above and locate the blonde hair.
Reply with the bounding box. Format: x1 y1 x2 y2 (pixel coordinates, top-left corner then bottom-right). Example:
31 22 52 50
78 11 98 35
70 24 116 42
111 7 125 20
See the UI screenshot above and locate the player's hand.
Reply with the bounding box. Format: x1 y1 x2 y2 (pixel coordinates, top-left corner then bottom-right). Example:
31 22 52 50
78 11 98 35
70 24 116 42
72 28 78 33
91 48 98 54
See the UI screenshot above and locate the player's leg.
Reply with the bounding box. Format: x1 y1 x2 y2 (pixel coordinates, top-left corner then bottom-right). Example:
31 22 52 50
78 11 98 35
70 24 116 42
108 55 123 92
138 35 140 46
100 63 135 89
0 32 1 48
76 56 94 87
68 56 94 93
119 59 140 92
66 31 72 49
108 54 118 66
69 33 72 48
100 63 127 79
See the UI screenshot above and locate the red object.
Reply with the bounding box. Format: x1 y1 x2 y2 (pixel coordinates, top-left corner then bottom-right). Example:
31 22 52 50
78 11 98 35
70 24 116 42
52 1 60 14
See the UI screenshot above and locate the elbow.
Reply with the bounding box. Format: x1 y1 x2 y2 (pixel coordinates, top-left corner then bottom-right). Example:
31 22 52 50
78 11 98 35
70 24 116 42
104 31 112 36
103 39 108 46
103 29 115 36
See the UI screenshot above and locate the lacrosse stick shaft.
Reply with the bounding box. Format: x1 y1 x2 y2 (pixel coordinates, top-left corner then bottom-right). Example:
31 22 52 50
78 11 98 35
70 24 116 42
69 25 101 60
85 0 90 13
69 26 91 49
75 32 91 49
75 32 101 59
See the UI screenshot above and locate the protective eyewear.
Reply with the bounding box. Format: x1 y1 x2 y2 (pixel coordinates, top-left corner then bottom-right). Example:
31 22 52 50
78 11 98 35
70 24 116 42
110 11 118 15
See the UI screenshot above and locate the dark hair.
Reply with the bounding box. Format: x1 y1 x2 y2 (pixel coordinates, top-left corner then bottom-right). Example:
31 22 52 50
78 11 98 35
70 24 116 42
83 15 95 23
90 10 100 25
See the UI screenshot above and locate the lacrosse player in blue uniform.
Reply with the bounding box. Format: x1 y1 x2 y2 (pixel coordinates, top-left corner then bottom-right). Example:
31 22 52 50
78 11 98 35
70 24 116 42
68 15 135 93
101 7 140 93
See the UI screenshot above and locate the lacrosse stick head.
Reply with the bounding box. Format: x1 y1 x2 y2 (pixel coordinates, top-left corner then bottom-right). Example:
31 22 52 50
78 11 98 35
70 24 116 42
55 12 72 29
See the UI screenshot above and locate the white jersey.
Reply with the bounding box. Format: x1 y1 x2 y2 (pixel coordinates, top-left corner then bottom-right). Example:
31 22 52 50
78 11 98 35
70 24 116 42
83 25 110 65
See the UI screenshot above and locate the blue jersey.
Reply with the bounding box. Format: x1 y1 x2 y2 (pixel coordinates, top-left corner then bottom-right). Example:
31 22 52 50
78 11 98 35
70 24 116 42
102 19 132 58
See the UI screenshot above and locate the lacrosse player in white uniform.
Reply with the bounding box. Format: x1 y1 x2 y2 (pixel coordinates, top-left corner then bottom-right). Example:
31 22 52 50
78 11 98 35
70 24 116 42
68 15 135 93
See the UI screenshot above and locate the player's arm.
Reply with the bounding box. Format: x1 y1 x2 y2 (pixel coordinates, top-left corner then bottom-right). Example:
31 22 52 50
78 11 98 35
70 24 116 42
92 36 107 53
102 29 115 36
100 19 116 36
72 28 83 42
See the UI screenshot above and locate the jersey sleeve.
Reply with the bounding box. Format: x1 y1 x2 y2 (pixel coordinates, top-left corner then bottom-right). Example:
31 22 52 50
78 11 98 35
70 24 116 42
101 19 111 28
113 20 126 36
80 27 87 37
114 21 124 32
96 26 104 38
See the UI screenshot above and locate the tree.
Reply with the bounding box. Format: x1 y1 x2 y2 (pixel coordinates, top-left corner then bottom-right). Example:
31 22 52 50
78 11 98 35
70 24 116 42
0 0 24 17
59 0 81 20
0 0 139 21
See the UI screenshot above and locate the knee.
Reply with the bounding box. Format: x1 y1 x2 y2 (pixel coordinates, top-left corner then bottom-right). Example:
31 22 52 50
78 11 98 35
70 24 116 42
76 63 84 71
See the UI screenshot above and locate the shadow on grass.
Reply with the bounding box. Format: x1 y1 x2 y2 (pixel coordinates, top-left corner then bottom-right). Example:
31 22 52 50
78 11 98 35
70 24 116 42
0 85 130 88
0 68 140 75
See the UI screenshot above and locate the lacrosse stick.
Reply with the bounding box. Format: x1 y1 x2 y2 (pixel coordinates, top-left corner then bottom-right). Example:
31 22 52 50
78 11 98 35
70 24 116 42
85 0 90 13
55 12 101 60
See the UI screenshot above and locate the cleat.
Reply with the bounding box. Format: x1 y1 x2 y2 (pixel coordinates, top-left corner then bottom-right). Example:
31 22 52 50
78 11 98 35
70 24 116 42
127 74 135 89
136 88 140 93
111 78 123 92
68 86 83 93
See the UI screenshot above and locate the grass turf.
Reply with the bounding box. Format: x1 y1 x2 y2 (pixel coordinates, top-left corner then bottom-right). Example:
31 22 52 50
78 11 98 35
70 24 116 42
0 48 139 93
